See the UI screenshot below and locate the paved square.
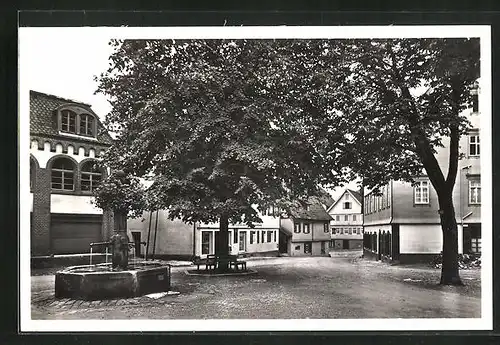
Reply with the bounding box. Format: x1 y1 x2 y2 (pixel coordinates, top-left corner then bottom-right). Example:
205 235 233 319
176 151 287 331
31 252 481 319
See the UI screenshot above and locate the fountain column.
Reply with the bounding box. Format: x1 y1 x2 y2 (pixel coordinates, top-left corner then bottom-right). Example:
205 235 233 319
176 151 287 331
109 170 130 270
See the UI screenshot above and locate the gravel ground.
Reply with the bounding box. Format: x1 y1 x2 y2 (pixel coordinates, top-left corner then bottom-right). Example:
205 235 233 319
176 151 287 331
30 251 481 320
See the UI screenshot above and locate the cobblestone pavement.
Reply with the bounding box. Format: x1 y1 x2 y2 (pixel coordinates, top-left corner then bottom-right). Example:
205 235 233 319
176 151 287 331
30 251 481 320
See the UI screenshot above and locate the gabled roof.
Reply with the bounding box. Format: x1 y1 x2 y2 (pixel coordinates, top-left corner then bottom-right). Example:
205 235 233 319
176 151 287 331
347 189 362 204
326 188 362 213
29 90 113 145
288 197 333 221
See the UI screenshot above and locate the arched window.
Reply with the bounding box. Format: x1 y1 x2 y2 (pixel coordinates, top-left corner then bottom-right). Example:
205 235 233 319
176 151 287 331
51 157 75 191
60 110 77 134
30 159 36 190
79 114 95 136
81 161 102 192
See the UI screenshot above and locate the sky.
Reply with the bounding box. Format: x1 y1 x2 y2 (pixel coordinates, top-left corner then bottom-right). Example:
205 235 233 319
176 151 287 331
20 28 115 119
19 27 359 200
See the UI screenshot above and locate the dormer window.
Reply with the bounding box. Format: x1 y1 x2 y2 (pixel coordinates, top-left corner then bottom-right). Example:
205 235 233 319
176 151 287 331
58 106 97 138
80 114 95 136
61 110 77 133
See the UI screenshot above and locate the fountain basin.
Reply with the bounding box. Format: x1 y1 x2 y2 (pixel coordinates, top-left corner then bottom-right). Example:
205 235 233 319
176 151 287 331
55 261 171 300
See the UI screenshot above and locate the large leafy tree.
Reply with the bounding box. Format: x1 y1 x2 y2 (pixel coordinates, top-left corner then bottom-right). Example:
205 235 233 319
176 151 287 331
264 38 480 285
96 38 479 282
95 39 344 268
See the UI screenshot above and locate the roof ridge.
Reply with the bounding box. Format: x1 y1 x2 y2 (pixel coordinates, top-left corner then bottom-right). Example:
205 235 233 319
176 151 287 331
30 90 92 107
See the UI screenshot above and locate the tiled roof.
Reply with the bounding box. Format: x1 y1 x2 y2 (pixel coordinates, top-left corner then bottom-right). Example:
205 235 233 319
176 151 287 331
288 197 333 221
317 186 335 209
347 189 362 204
30 90 113 145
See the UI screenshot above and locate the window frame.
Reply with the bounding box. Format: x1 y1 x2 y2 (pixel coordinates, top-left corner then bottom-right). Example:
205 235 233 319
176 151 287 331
294 222 301 233
79 113 95 136
469 133 480 157
51 157 76 192
304 242 312 254
60 109 77 134
303 223 311 234
469 180 481 205
58 107 98 139
80 161 103 193
324 222 329 233
201 231 212 255
414 180 430 205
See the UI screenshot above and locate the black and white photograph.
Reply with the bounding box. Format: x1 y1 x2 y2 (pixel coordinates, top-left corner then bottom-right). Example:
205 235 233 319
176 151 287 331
19 25 492 332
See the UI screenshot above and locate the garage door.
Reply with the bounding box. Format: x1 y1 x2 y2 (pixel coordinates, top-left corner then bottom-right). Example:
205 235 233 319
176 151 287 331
51 214 103 254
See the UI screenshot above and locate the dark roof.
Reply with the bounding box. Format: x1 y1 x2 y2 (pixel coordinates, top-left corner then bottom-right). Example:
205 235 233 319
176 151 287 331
288 197 333 221
347 189 362 204
30 90 113 145
317 186 335 209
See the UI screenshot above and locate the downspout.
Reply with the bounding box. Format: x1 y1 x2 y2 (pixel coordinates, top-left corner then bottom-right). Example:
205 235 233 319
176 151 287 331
192 223 196 258
152 209 159 260
311 218 314 255
389 180 394 225
145 210 153 260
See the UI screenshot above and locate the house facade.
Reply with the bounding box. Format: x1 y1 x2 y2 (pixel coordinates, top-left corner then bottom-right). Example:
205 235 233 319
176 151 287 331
127 207 280 259
327 189 363 250
279 198 332 256
29 91 114 256
363 101 482 263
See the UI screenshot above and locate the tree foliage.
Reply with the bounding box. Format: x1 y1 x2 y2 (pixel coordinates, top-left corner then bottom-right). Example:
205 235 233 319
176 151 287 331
96 38 480 283
92 170 146 219
262 38 480 285
96 39 344 226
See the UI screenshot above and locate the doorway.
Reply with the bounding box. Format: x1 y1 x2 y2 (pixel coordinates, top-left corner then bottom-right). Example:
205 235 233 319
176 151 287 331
342 240 349 249
279 231 288 254
239 231 247 252
131 231 142 257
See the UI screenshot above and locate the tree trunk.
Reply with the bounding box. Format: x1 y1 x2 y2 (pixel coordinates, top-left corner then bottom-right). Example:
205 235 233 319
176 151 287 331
438 191 463 285
217 214 230 272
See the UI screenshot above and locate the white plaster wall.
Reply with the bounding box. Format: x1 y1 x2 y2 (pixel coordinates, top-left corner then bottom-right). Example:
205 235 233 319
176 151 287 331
290 242 304 256
363 224 391 234
198 227 279 255
328 190 363 226
30 141 99 168
400 224 442 254
198 213 280 229
50 194 102 214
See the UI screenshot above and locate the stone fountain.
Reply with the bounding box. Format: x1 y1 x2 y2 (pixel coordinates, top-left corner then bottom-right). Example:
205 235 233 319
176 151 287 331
55 172 171 300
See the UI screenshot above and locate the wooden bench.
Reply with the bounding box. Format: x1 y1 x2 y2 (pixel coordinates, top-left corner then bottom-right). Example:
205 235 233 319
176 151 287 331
192 255 217 271
229 260 247 271
217 254 247 271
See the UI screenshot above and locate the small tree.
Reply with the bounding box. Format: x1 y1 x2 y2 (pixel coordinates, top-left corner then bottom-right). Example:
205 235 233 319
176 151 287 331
92 170 147 230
